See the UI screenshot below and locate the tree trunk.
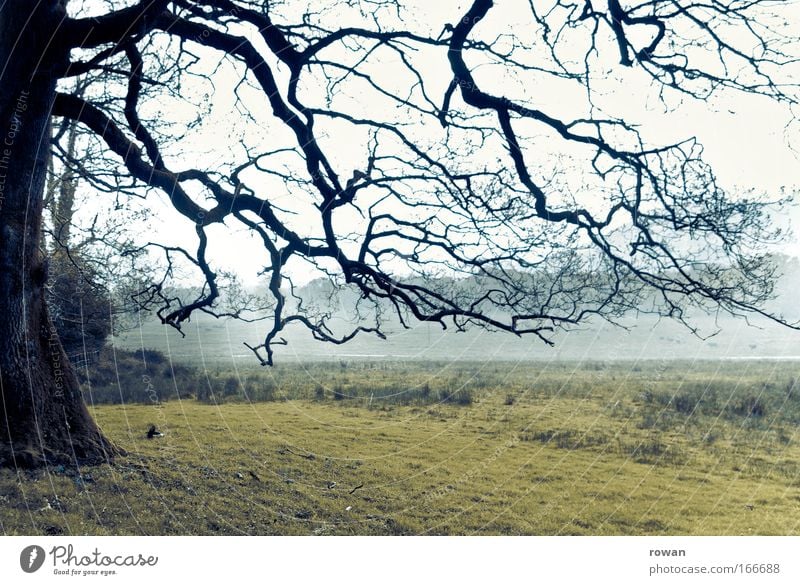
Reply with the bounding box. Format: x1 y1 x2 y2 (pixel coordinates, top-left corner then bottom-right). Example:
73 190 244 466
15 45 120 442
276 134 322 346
0 1 121 468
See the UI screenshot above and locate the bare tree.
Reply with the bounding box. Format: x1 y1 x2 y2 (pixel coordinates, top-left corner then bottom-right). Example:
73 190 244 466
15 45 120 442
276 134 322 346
0 0 797 467
44 111 156 369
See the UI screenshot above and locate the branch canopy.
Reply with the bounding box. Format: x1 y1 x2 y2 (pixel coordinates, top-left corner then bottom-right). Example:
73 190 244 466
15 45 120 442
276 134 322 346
53 0 800 363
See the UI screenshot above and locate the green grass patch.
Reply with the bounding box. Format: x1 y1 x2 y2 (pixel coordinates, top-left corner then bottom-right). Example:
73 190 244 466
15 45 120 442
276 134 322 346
2 358 799 535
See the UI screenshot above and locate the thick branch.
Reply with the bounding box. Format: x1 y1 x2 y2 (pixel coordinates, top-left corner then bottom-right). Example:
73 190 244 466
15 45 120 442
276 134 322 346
61 0 172 49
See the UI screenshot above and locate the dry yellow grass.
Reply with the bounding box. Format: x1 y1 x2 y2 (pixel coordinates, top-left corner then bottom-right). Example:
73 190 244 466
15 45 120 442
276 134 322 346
2 360 799 535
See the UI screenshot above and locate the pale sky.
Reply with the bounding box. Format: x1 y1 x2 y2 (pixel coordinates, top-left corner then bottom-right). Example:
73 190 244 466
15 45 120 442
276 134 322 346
70 1 800 287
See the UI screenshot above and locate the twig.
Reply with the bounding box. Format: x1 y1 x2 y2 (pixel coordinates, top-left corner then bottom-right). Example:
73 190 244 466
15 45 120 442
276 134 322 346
282 446 316 460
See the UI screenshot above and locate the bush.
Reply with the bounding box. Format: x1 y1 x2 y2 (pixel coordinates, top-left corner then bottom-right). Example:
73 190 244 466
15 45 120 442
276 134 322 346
673 393 697 415
732 396 766 418
420 383 431 401
80 346 193 404
223 376 240 397
140 348 167 364
439 388 474 406
252 379 277 401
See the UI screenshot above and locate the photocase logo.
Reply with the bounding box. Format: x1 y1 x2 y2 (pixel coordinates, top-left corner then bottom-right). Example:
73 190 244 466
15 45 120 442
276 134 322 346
20 545 46 573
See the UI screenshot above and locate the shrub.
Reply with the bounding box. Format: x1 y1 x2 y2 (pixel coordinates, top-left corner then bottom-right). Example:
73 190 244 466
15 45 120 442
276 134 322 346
255 379 277 401
732 396 766 418
673 393 697 415
140 348 166 364
419 383 431 401
46 250 112 365
223 376 240 397
439 388 474 406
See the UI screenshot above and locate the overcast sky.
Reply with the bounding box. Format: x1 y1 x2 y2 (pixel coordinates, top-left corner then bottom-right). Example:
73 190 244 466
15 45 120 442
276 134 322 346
69 1 800 287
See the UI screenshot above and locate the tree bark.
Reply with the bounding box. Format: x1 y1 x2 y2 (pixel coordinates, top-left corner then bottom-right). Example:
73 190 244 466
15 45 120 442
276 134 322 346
0 1 120 468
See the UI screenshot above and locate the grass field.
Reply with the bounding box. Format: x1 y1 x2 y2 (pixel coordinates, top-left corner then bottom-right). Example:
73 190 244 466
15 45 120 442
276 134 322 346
2 360 800 535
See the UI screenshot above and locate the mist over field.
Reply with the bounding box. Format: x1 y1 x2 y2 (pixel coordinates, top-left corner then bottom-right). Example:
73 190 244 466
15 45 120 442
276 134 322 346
117 256 800 366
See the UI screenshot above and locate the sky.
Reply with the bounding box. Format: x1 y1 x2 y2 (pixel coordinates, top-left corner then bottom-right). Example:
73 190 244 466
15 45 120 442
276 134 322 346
68 0 800 288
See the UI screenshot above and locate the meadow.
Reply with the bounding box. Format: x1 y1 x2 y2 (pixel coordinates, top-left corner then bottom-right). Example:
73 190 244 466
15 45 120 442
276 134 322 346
1 357 799 535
